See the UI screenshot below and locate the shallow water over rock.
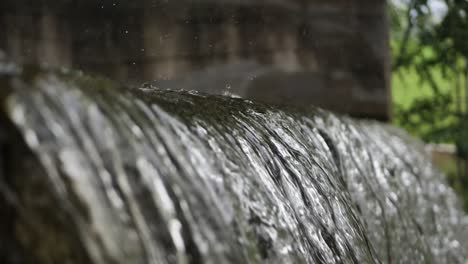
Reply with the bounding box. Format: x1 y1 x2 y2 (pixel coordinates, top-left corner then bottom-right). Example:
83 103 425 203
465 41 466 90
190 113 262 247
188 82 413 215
0 66 467 263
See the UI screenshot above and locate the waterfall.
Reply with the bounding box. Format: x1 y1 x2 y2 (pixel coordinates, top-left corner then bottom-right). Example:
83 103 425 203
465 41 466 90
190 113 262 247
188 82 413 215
0 65 467 263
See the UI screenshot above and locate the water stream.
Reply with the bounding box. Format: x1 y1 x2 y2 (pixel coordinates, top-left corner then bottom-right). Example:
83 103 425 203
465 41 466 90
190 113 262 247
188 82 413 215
0 65 467 263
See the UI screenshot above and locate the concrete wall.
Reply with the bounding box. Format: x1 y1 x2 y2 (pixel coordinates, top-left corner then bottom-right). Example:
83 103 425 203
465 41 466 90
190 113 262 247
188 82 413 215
0 0 390 120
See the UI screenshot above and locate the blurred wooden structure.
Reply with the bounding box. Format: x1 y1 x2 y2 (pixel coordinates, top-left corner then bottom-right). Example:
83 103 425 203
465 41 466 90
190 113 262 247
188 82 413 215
0 0 390 120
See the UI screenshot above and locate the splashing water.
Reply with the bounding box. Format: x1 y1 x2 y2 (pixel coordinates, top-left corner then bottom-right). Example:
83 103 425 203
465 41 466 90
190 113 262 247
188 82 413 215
0 66 467 263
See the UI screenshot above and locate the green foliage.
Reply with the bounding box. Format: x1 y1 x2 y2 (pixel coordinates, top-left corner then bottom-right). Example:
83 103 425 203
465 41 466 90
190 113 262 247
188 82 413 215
391 0 468 147
390 0 468 208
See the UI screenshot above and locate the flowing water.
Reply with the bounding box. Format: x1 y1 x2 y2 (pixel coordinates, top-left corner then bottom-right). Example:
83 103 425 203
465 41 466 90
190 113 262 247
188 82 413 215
0 65 467 263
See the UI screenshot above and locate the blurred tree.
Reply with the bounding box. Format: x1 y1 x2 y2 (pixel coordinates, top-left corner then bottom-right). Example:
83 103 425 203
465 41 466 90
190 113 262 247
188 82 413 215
390 0 468 208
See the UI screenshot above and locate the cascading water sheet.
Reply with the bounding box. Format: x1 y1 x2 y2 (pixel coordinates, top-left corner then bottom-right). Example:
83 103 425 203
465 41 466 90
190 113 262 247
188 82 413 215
0 66 467 263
